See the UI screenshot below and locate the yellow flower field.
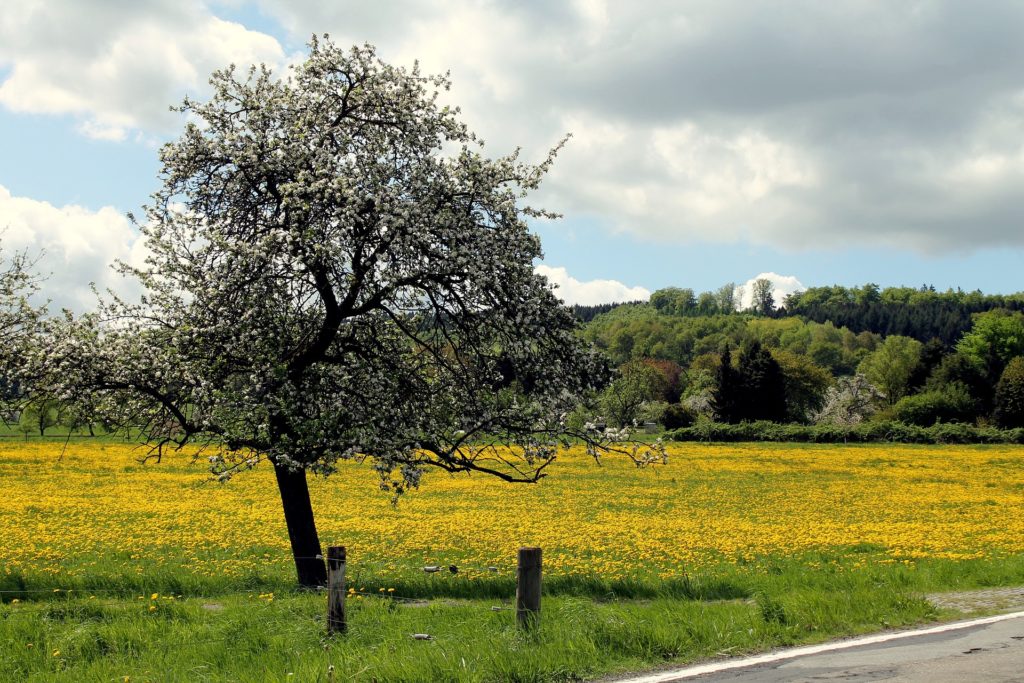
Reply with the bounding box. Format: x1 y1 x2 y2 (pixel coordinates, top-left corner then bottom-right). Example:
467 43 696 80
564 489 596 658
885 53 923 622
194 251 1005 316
2 440 1023 586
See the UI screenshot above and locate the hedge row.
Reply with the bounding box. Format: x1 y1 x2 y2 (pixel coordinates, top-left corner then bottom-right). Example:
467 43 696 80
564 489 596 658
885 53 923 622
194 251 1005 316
666 420 1024 445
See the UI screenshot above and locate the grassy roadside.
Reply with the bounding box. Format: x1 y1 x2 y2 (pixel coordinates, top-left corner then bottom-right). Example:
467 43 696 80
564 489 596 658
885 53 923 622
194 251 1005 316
0 582 937 682
4 553 1024 682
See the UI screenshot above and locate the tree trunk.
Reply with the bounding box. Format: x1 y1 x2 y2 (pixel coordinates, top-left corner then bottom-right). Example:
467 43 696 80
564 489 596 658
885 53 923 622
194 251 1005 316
273 461 328 588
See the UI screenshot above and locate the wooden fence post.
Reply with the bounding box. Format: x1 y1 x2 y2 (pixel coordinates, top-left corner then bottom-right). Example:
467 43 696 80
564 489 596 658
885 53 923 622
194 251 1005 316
327 546 347 635
516 546 542 629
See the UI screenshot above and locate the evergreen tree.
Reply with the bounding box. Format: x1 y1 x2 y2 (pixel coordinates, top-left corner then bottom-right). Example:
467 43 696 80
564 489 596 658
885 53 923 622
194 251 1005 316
993 357 1024 428
907 337 946 392
736 341 787 422
711 347 741 422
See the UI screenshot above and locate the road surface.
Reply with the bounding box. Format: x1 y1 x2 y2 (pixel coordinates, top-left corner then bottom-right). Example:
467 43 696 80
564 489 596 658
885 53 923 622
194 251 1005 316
613 611 1024 683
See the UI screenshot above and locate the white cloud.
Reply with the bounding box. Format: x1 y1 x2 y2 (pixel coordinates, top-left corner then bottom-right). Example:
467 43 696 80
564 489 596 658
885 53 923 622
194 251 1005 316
7 1 1024 254
0 185 144 311
546 114 817 242
252 0 1024 253
536 264 649 306
0 1 286 139
737 272 805 310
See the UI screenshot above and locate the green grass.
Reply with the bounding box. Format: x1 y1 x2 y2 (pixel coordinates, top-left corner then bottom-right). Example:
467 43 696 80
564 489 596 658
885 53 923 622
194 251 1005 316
5 553 1024 682
0 584 935 682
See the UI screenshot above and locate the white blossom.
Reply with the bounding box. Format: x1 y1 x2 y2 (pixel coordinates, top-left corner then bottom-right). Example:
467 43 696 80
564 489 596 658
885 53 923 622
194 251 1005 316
29 39 664 580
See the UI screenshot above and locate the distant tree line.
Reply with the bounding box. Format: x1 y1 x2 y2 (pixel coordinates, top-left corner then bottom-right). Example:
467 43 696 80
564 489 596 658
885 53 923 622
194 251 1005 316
784 284 1024 345
571 278 775 324
578 287 1024 434
570 301 644 323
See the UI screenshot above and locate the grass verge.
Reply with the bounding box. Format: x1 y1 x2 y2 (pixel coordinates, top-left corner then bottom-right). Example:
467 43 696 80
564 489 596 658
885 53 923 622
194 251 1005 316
5 554 1024 682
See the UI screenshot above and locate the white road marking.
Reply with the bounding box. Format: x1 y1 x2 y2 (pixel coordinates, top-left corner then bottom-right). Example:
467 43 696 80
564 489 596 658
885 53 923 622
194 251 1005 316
613 610 1024 683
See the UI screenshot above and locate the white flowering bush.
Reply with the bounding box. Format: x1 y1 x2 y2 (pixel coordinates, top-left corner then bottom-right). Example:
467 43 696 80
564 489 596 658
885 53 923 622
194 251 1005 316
812 374 885 426
0 247 44 420
34 38 664 586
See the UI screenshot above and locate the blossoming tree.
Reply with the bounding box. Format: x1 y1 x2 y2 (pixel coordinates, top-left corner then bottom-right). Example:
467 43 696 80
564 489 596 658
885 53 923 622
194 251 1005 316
38 38 663 587
0 253 37 418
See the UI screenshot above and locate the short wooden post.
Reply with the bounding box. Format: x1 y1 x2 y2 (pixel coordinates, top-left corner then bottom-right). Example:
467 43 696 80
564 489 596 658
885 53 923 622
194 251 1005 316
516 546 542 629
326 546 347 635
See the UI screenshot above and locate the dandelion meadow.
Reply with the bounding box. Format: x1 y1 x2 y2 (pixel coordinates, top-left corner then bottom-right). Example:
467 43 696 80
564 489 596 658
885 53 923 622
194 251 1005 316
4 440 1024 591
4 439 1024 681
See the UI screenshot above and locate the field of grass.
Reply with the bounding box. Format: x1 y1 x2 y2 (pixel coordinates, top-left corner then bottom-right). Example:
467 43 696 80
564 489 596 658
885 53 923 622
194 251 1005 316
2 439 1024 681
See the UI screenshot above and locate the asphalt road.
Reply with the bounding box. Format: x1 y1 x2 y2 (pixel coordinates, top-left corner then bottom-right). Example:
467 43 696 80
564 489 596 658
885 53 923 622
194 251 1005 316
612 612 1024 683
692 616 1024 682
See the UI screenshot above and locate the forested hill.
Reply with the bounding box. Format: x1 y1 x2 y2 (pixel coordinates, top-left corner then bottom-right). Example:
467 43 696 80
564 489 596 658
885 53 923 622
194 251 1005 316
576 288 1024 431
582 302 878 374
784 285 1024 345
573 284 1024 361
570 301 644 323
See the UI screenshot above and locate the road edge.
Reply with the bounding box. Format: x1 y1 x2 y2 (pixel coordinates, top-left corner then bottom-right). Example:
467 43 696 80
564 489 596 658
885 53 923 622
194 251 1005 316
611 609 1024 683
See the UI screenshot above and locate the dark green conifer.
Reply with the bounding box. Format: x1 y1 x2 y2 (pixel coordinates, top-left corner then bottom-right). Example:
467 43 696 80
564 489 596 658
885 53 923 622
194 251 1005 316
993 357 1024 428
712 347 741 422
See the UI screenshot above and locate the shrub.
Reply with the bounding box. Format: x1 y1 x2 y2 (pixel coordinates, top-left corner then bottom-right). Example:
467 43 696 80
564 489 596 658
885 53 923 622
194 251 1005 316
667 420 1023 444
890 384 976 426
638 400 669 426
660 403 693 430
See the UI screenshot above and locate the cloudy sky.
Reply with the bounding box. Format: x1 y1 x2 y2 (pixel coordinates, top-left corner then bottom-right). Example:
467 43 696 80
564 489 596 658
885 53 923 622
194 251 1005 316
3 1 1024 309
